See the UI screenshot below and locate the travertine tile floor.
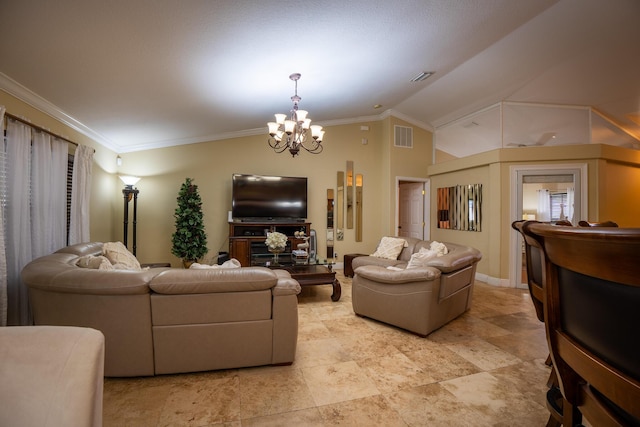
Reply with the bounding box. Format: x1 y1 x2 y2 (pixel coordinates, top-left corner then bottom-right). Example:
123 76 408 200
104 271 554 426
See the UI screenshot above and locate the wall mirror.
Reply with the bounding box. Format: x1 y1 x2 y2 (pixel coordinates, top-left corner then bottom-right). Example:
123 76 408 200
326 189 334 257
327 189 334 228
336 171 344 239
327 188 334 258
437 184 482 231
355 173 363 241
346 161 354 229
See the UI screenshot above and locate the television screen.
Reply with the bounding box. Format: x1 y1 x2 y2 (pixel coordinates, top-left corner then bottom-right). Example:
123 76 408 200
232 174 307 221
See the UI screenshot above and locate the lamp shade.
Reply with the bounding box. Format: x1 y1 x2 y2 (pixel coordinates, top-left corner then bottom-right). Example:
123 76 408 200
296 110 308 122
267 122 279 135
119 175 141 187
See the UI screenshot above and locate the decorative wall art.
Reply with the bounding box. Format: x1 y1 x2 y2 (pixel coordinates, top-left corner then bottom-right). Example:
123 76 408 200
437 184 482 231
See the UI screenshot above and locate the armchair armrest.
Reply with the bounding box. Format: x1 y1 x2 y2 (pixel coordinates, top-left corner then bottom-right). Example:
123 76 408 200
273 277 301 296
425 246 482 273
354 265 440 284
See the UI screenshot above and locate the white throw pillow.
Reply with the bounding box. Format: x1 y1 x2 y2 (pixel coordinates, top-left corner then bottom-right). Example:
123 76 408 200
76 255 114 270
406 248 438 269
190 259 241 269
371 237 407 260
102 241 141 270
430 241 449 256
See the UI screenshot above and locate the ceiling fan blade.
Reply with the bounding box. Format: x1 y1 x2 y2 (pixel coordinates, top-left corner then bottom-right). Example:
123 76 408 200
535 132 556 145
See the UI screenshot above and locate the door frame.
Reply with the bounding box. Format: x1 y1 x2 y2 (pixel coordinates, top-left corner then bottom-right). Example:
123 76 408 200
509 163 588 288
395 176 430 241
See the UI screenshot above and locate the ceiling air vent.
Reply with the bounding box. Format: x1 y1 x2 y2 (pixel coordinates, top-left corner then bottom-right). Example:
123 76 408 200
394 125 413 148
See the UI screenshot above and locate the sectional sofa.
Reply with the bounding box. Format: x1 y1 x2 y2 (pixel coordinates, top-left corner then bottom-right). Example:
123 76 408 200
21 242 301 377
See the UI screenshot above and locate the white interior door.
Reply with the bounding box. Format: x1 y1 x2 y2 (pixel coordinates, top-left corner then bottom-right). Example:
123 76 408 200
399 182 425 239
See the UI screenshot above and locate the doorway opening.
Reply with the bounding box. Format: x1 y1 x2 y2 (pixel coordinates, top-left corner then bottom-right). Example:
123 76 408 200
509 164 587 288
396 177 430 241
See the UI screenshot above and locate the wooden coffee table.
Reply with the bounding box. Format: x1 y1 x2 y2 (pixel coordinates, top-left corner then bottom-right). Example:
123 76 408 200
279 264 341 302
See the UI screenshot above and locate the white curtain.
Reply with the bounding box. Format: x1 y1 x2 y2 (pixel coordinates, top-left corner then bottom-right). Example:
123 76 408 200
0 106 7 325
537 189 551 222
1 114 69 325
31 131 69 258
69 144 93 244
5 118 33 325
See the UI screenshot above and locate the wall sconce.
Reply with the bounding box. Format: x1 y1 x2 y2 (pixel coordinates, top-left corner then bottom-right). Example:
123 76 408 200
116 155 123 167
120 175 140 255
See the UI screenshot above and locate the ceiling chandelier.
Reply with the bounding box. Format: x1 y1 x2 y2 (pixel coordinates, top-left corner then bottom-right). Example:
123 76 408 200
268 73 324 157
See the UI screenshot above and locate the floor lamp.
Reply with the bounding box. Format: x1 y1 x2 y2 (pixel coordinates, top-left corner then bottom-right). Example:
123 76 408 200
120 176 140 256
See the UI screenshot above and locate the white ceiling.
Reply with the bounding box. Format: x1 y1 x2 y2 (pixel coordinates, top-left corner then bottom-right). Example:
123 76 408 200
1 0 639 155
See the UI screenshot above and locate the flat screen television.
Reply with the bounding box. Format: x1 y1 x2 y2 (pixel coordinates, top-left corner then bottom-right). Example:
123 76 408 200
232 174 307 222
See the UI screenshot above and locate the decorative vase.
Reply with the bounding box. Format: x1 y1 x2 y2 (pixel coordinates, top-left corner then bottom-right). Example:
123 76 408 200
268 246 285 266
182 259 196 269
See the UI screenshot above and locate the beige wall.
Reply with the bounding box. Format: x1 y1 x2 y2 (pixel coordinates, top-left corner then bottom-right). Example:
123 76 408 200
595 158 640 226
428 144 640 284
428 159 495 280
387 117 433 234
117 118 433 266
2 90 436 266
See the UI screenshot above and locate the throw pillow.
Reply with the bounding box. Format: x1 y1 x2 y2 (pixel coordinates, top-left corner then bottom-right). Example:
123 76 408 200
102 241 141 270
430 241 449 256
76 255 114 270
189 259 241 269
371 236 407 260
406 248 438 269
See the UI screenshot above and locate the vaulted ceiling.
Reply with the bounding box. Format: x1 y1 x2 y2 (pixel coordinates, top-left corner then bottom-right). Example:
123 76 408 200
1 0 638 155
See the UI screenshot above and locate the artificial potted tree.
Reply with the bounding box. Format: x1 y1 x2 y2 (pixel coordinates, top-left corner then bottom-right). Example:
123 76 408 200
171 177 208 268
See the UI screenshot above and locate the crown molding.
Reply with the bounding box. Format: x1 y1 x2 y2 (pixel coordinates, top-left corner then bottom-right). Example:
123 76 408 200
0 72 120 152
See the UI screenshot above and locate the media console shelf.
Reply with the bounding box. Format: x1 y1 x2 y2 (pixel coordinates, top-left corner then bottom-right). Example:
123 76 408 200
229 221 311 267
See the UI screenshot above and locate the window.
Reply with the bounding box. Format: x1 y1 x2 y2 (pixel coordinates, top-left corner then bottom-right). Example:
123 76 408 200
550 192 568 221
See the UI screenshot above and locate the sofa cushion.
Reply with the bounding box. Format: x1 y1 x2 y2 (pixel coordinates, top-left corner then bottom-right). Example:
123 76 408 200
102 241 141 270
355 265 440 284
149 267 277 294
76 255 114 270
371 237 407 260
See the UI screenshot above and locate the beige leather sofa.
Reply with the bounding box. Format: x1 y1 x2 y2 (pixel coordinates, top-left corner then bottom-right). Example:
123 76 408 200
0 325 104 427
351 237 482 336
22 242 301 377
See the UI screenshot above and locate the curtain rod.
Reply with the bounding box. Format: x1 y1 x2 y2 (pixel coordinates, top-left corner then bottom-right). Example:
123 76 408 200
4 111 78 147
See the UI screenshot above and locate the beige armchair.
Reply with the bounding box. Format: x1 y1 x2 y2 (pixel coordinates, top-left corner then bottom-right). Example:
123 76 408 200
352 237 481 336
